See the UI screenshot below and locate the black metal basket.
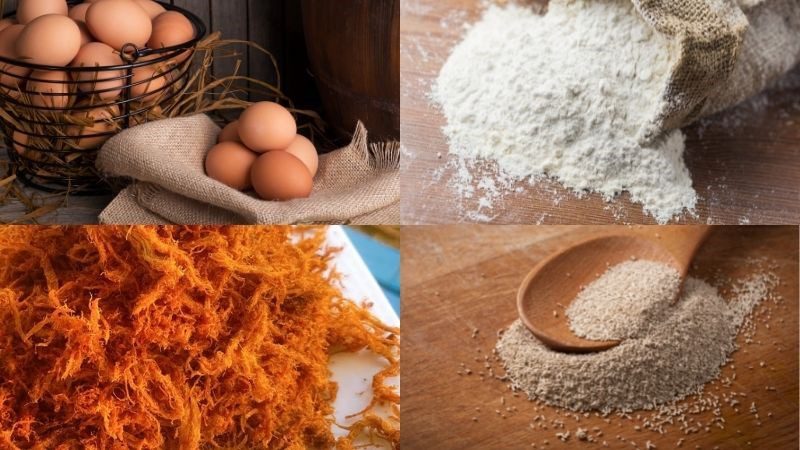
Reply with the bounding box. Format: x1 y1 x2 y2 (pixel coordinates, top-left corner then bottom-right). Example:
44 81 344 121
0 0 207 194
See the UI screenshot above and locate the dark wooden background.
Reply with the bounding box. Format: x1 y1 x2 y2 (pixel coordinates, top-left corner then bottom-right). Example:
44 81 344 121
2 0 321 109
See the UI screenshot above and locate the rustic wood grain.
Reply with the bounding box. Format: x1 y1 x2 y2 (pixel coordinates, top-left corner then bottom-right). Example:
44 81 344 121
1 0 14 15
248 0 283 98
301 0 400 141
402 225 799 449
399 0 800 225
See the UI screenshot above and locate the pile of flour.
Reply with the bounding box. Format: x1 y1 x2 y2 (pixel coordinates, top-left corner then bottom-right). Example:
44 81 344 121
431 0 696 223
496 263 777 412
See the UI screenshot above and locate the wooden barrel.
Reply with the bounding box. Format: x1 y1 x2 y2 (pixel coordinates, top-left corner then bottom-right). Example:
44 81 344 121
301 0 400 142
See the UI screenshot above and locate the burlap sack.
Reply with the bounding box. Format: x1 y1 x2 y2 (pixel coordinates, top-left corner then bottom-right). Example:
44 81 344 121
634 0 800 142
96 114 399 224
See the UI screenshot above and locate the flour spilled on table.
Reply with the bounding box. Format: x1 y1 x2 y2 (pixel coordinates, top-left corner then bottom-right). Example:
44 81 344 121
431 0 696 224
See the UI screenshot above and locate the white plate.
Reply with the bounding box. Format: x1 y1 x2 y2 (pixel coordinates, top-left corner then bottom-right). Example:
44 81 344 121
326 227 399 447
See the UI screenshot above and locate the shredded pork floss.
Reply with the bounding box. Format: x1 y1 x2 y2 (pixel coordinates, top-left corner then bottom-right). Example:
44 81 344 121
0 226 399 450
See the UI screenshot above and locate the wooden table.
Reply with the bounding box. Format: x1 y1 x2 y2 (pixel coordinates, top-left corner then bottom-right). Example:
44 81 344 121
400 0 800 224
402 225 799 449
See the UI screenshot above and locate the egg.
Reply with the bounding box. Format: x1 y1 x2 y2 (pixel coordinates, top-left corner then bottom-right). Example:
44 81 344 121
250 151 313 201
0 25 30 90
218 120 242 144
205 141 258 190
147 11 194 63
86 0 152 51
130 66 170 103
70 42 124 100
283 135 319 177
76 21 93 47
0 18 16 32
16 0 68 24
238 102 297 152
26 70 71 108
134 0 166 20
67 104 120 149
15 15 82 66
68 3 90 22
67 4 93 46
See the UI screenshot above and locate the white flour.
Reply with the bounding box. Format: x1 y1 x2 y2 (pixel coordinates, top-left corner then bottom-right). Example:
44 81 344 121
432 0 697 224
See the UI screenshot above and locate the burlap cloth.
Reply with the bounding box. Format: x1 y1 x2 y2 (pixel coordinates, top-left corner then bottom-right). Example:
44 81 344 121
633 0 800 142
96 114 399 224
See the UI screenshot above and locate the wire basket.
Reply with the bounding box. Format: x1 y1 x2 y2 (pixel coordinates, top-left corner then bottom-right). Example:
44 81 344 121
0 0 207 194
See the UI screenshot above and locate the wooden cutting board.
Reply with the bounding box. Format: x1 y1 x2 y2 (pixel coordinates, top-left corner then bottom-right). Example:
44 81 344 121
400 0 800 224
402 226 799 449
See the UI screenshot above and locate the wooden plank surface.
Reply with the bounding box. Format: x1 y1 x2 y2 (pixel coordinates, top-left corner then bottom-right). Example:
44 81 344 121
209 0 248 79
402 225 799 449
1 0 15 15
248 0 283 99
399 0 800 225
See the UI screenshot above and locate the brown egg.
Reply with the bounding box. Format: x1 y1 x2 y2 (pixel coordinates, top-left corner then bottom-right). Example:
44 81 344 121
76 21 93 47
67 105 120 149
205 141 258 190
130 66 169 104
147 11 194 63
238 102 297 152
16 15 82 66
71 42 124 100
250 151 313 201
218 120 242 144
68 3 90 22
16 0 68 24
134 0 166 20
283 135 319 177
0 18 16 33
27 70 71 108
0 25 30 90
64 5 93 46
86 0 152 51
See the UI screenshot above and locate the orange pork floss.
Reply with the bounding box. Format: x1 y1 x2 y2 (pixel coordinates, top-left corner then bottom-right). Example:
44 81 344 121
0 226 399 449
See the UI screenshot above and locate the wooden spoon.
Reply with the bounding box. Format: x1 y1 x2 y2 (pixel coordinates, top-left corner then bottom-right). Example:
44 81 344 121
516 226 712 353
